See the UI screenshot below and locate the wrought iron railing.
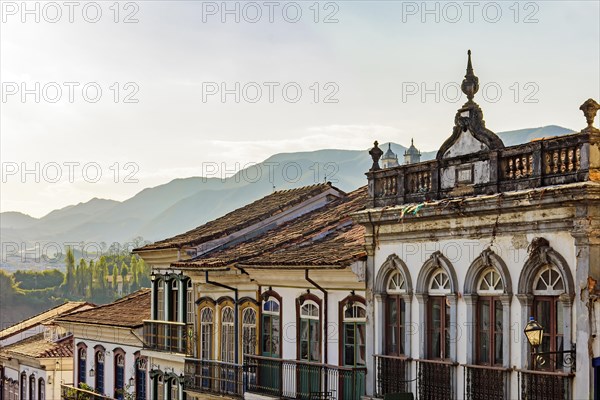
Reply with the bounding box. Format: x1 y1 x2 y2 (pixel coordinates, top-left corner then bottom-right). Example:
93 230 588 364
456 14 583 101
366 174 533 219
142 320 193 354
517 369 573 400
368 131 596 207
463 364 511 400
374 354 412 397
415 359 457 400
60 385 113 400
244 354 366 400
184 358 243 398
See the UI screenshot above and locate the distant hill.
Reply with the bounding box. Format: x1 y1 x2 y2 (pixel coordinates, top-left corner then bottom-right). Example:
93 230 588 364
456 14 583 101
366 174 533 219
0 125 573 262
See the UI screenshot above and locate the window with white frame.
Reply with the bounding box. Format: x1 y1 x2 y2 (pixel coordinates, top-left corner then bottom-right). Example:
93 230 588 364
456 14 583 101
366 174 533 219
262 299 281 357
343 302 366 366
200 307 214 360
157 280 165 321
242 307 257 356
532 265 565 370
476 268 505 365
427 269 451 359
299 300 320 362
385 270 407 356
186 280 194 324
221 306 235 363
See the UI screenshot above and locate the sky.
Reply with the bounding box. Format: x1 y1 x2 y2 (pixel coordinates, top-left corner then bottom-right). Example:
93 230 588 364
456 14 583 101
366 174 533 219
1 0 599 217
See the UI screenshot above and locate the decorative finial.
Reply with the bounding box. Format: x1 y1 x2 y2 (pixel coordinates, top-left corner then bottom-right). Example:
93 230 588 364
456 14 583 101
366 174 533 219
369 141 383 171
388 143 392 150
461 49 479 103
579 98 600 132
411 138 414 146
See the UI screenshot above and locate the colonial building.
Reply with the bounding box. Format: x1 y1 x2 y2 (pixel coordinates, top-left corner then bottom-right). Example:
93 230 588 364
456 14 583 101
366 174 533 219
134 183 370 400
353 51 600 399
0 302 94 400
56 289 151 400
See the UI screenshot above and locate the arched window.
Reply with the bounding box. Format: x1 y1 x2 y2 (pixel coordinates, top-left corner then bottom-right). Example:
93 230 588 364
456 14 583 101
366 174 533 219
20 372 26 400
95 348 105 394
200 307 214 360
157 279 165 321
242 307 257 356
476 268 505 366
261 294 281 357
186 280 194 324
114 350 125 400
342 300 366 367
385 270 407 356
532 265 565 370
28 375 35 400
37 378 44 400
221 306 235 363
154 374 164 400
299 299 320 362
427 269 451 360
77 343 87 385
135 356 147 400
169 378 179 400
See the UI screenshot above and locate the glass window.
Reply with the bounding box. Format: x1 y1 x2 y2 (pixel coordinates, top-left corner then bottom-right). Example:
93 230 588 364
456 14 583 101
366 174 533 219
385 270 407 356
186 280 194 324
262 299 281 357
157 280 165 321
115 353 125 400
427 296 450 359
387 271 406 293
299 300 320 362
95 350 105 394
29 375 35 400
242 308 257 356
136 358 147 400
343 303 366 367
221 306 235 363
38 379 45 400
77 346 87 385
200 307 214 360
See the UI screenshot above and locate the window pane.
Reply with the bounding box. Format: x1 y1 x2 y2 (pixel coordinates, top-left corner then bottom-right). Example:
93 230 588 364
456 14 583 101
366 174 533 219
430 299 441 358
479 300 490 364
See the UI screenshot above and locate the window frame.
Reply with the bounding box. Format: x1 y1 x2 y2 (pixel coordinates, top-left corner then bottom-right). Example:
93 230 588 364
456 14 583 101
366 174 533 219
76 342 87 386
261 289 282 358
339 295 367 367
114 348 126 400
296 294 322 363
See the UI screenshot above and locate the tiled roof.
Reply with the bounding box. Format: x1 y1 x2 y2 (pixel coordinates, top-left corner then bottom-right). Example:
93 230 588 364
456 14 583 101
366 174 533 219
0 301 93 341
0 333 73 359
173 186 368 269
135 183 342 251
55 289 150 328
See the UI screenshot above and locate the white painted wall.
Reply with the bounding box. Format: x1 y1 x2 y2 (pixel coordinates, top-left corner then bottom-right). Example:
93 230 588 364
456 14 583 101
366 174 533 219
370 231 581 399
74 338 147 398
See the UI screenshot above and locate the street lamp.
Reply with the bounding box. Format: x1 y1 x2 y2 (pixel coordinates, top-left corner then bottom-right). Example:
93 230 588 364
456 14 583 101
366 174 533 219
523 317 543 348
523 316 576 370
89 368 95 378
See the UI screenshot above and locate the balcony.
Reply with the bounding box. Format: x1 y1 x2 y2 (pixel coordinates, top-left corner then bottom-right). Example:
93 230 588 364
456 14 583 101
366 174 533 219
374 354 411 397
463 364 511 400
61 385 113 400
184 358 243 398
517 369 573 400
415 359 457 400
368 131 597 208
244 355 366 400
142 320 193 354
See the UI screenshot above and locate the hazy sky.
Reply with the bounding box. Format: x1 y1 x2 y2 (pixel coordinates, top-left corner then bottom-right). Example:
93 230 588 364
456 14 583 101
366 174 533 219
1 0 599 217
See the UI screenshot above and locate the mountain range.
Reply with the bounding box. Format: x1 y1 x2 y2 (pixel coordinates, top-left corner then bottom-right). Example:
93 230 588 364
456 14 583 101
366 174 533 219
0 126 574 261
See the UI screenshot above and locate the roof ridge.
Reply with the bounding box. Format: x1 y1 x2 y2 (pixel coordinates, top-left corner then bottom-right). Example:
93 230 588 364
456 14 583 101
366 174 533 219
0 301 89 335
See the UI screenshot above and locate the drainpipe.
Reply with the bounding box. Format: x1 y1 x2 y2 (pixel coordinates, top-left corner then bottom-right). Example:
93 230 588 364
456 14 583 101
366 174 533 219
204 271 239 364
305 269 328 366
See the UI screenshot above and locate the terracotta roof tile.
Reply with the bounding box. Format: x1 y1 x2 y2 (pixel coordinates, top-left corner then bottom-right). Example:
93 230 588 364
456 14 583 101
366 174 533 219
0 333 73 359
173 186 368 269
135 183 343 251
55 289 150 328
0 302 94 341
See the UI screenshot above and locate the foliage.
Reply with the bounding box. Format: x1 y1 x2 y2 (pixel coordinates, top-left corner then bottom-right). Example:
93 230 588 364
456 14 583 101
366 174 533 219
13 269 64 290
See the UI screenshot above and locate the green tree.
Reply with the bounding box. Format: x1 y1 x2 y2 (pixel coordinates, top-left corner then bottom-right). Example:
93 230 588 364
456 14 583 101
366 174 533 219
120 262 129 294
64 247 76 293
112 263 119 293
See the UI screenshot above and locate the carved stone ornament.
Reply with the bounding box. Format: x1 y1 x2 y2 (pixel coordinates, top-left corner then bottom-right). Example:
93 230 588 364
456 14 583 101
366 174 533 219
580 98 600 132
436 50 505 159
369 140 384 171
